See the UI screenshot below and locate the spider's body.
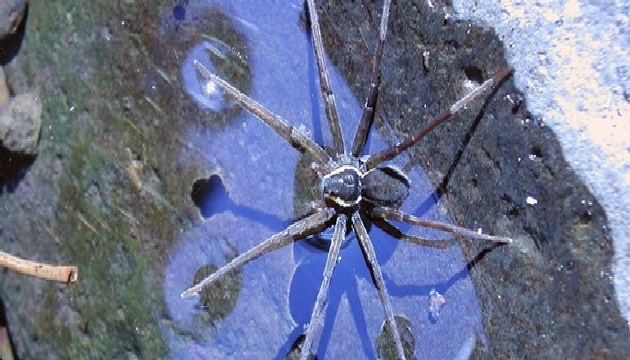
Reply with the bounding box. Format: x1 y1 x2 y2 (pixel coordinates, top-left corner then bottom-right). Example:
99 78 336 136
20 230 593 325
320 157 410 211
321 161 365 209
182 0 513 359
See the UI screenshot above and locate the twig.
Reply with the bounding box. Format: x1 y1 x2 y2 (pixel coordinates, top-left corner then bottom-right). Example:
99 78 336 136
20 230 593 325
0 251 78 284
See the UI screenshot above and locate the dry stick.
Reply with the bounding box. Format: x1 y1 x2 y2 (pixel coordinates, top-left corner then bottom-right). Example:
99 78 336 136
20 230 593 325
0 251 78 284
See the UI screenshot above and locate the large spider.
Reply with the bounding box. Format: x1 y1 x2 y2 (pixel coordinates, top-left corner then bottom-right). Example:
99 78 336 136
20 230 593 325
181 0 512 359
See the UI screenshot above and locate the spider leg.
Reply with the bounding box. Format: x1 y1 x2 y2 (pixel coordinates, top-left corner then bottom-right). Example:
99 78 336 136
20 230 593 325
180 208 335 298
305 0 345 155
350 0 392 158
370 215 462 249
365 67 514 170
194 61 331 164
351 211 407 360
371 206 512 243
300 214 347 360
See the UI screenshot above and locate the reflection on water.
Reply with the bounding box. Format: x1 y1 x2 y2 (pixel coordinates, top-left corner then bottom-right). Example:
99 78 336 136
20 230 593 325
181 41 229 111
163 0 484 359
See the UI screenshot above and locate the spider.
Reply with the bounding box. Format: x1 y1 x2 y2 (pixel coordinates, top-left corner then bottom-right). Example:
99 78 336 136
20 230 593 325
181 0 513 359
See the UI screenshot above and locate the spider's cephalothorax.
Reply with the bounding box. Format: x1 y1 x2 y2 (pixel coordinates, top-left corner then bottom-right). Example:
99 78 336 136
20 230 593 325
182 0 513 359
321 164 363 209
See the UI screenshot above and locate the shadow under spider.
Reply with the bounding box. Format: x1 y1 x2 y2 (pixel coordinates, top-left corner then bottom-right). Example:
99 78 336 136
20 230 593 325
191 174 291 232
181 0 513 359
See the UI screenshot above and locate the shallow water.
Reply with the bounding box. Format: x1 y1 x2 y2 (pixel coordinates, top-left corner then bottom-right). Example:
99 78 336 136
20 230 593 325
163 1 484 358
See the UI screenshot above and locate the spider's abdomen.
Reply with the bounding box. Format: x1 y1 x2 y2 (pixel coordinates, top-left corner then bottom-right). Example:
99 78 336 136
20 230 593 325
322 165 362 208
362 165 410 207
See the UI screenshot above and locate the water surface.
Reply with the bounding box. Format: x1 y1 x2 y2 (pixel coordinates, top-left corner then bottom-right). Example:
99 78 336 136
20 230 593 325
163 1 484 358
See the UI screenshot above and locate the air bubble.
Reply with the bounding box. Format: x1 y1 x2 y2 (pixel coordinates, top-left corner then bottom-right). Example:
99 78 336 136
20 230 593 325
182 39 248 112
182 41 228 111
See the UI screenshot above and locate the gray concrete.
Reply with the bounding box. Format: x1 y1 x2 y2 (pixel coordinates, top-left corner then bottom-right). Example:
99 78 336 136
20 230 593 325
452 0 630 327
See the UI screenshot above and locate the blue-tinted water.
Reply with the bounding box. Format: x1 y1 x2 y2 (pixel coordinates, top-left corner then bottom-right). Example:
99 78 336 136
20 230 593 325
163 1 484 358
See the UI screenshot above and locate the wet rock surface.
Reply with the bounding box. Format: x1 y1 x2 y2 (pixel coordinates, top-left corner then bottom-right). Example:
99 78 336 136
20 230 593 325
317 1 630 358
0 1 628 359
